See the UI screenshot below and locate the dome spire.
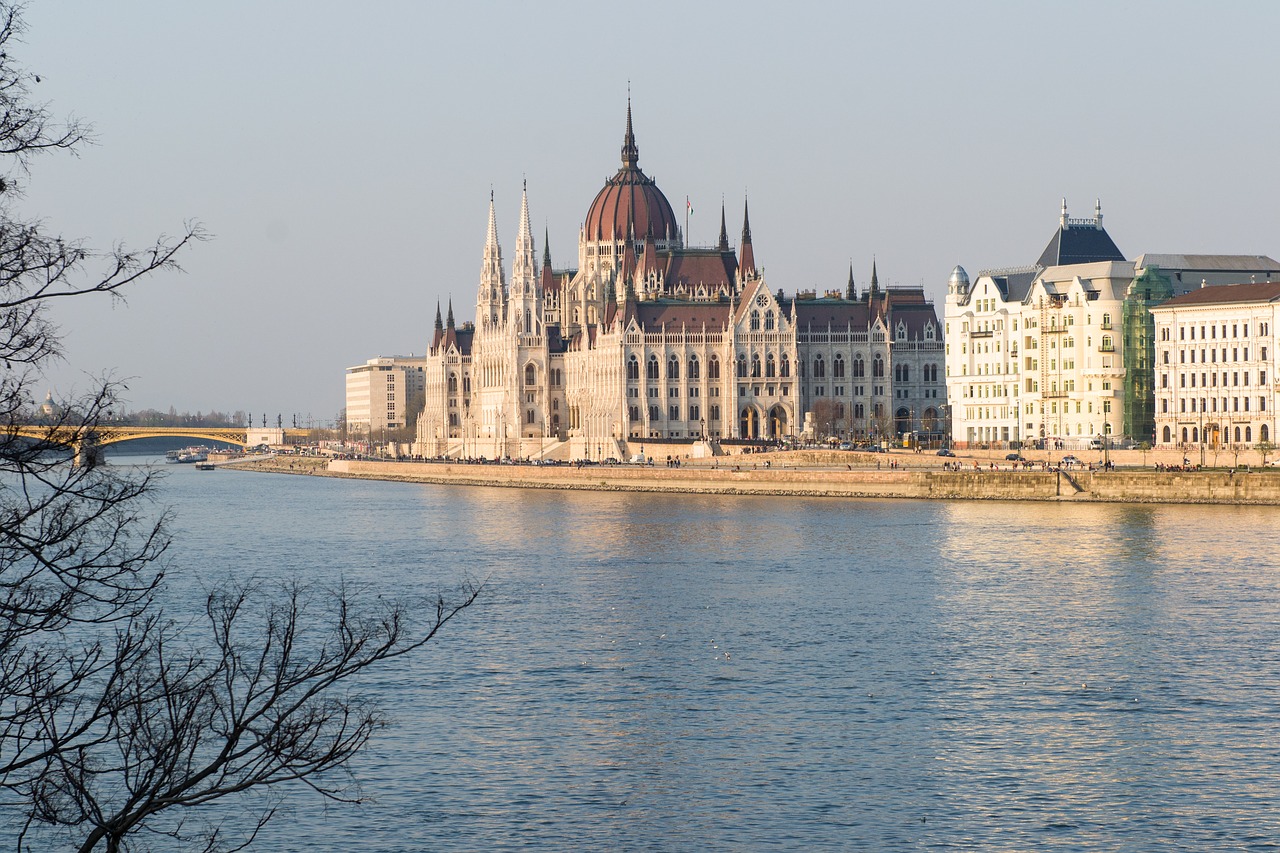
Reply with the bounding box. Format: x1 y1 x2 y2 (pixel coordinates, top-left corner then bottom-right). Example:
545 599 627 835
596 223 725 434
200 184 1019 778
621 92 639 169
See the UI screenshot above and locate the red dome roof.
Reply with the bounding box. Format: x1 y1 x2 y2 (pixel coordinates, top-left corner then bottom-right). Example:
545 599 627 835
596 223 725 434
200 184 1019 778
584 106 678 243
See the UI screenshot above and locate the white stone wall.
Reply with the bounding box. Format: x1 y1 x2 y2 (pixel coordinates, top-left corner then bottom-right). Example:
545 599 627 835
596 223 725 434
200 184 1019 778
1152 301 1280 449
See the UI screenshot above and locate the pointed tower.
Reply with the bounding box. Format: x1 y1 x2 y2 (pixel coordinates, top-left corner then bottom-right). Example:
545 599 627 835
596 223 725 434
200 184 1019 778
717 203 729 252
739 197 756 283
431 301 444 351
510 181 542 335
846 264 857 300
477 192 507 326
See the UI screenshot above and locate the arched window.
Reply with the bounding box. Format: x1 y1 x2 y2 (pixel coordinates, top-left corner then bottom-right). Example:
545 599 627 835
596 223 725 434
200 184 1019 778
737 355 748 378
900 364 909 382
833 354 846 378
750 310 761 331
627 356 640 381
1182 427 1188 443
668 356 680 381
448 373 458 394
780 355 790 377
853 355 865 378
766 354 776 378
764 310 775 331
873 355 885 378
709 356 720 380
751 354 762 378
647 356 660 380
813 355 825 379
688 356 700 380
1162 425 1171 444
525 364 536 386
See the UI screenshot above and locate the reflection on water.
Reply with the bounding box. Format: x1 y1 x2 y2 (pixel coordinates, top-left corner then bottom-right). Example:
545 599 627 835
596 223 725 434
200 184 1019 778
35 460 1280 851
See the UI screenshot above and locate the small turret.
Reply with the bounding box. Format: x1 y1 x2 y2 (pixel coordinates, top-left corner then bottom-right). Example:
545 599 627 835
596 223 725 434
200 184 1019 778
947 265 970 297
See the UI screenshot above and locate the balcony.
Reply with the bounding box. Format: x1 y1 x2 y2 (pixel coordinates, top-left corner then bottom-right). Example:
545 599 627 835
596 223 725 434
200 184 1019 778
1098 343 1116 353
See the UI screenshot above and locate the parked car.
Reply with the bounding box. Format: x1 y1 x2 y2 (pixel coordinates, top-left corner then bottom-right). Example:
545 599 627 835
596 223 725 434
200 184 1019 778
1061 454 1081 466
1005 453 1025 461
936 448 956 457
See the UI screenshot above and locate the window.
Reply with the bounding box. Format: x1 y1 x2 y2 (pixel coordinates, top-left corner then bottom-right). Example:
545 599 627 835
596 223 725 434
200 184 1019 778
764 310 775 331
688 356 700 380
627 356 640 381
708 356 720 380
873 355 884 378
766 354 776 378
737 355 748 378
647 356 660 380
834 354 846 378
751 354 762 378
525 364 536 386
668 356 680 381
853 355 865 378
750 310 760 331
780 355 790 377
813 355 825 379
669 405 680 420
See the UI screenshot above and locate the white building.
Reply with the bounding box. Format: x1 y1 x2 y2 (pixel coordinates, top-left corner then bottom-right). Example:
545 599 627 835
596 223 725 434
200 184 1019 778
945 202 1129 448
413 104 946 461
1151 281 1280 450
344 356 426 438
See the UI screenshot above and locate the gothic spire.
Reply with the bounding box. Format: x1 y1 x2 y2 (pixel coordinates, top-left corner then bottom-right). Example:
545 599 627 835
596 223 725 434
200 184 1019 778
478 190 506 321
434 301 443 331
846 263 856 300
621 95 639 169
718 202 729 252
739 196 756 279
543 226 551 269
446 298 455 329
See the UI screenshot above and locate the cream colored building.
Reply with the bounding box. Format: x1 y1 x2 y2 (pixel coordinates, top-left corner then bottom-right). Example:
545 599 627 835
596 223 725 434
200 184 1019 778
1151 282 1280 450
344 356 426 438
414 106 945 461
945 203 1131 448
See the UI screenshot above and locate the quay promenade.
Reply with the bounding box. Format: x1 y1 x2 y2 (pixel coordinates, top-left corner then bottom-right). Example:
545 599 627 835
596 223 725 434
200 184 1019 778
224 449 1280 506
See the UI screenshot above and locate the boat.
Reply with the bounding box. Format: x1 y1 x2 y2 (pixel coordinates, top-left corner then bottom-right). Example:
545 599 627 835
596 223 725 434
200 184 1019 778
194 461 216 471
167 446 210 464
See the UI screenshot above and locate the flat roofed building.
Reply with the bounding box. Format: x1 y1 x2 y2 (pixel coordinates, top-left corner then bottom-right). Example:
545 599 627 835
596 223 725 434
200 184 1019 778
1150 281 1280 451
345 356 426 437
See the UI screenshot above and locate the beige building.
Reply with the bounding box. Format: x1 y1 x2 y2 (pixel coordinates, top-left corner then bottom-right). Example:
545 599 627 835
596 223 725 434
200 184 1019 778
1151 281 1280 450
945 203 1130 448
344 356 426 438
414 105 944 461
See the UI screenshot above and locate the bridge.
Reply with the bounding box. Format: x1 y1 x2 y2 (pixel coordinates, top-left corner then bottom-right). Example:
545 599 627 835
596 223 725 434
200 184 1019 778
5 425 314 464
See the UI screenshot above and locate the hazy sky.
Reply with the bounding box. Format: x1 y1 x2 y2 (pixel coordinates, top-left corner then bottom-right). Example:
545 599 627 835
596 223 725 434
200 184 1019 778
20 1 1280 422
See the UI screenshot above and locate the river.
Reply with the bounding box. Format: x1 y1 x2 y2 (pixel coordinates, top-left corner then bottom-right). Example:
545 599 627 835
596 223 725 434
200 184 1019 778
38 457 1280 849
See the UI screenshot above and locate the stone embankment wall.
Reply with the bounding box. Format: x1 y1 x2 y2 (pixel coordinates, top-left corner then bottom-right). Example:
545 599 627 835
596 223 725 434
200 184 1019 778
224 456 1280 505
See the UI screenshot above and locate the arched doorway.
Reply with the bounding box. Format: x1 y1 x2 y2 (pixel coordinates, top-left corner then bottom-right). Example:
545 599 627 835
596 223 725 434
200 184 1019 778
768 405 788 439
895 407 911 439
740 407 760 440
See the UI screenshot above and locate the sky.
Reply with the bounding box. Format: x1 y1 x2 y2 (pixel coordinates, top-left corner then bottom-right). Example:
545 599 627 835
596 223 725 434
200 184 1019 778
18 0 1280 423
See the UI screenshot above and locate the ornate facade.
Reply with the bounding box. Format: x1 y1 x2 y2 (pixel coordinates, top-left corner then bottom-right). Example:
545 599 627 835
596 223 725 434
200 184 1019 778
414 106 945 460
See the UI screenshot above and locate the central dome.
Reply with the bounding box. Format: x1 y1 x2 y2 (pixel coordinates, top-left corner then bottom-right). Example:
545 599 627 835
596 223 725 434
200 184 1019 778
584 105 678 244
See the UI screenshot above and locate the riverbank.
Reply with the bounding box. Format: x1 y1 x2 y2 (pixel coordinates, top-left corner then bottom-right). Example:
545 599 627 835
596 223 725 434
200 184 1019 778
223 452 1280 505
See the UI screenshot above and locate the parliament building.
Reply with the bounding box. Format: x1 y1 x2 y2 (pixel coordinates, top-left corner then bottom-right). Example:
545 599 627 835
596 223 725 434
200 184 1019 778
413 105 945 461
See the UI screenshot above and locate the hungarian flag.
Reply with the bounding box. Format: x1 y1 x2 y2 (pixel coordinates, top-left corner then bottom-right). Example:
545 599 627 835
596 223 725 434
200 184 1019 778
686 196 693 216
